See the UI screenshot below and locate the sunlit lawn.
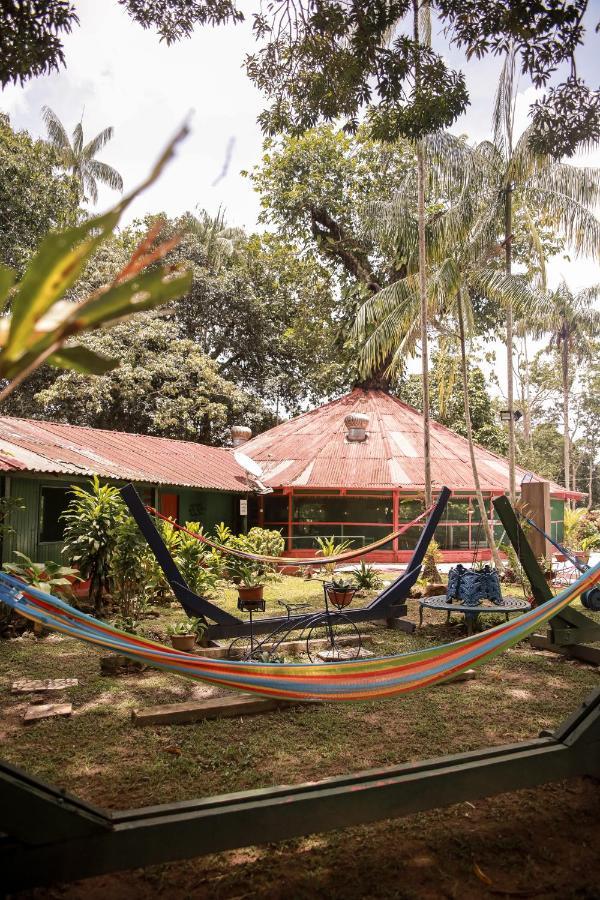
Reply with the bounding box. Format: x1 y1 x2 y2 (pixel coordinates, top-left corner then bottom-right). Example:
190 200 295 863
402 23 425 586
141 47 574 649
1 575 598 898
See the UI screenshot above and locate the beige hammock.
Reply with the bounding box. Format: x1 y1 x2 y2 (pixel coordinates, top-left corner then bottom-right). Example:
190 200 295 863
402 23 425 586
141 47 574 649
146 503 434 567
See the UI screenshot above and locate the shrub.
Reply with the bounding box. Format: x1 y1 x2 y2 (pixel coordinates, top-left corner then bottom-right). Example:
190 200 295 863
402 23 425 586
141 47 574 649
112 515 149 622
422 539 443 583
3 551 79 599
350 560 383 591
62 476 124 614
213 523 284 585
175 522 222 596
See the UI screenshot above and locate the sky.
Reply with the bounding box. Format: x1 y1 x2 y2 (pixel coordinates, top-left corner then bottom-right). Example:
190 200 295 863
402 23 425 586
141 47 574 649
1 0 599 297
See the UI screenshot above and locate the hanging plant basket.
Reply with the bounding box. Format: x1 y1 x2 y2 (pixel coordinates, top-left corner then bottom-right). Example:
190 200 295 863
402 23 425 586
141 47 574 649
325 584 358 609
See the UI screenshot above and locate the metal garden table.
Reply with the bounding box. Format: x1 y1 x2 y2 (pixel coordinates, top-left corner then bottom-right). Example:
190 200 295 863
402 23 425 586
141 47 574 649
419 595 531 635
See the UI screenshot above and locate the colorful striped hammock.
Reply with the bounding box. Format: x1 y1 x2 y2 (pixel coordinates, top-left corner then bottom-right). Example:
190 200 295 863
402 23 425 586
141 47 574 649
0 564 598 702
146 504 434 567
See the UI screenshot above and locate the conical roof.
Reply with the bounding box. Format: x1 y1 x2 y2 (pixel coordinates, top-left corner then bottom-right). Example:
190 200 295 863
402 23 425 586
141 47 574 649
241 388 576 498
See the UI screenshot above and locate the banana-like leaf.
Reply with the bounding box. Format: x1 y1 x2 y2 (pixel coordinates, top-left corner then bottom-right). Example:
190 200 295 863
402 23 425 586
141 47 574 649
69 266 193 329
0 266 16 312
0 124 189 371
4 218 120 359
47 346 118 374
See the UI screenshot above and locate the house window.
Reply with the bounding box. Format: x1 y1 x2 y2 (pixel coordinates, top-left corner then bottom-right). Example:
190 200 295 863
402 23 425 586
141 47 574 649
39 486 71 543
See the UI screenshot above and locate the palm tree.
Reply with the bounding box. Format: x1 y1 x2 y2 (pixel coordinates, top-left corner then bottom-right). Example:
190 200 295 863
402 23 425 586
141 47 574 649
190 208 245 273
42 106 123 203
413 0 432 508
354 233 536 568
536 281 600 495
480 48 600 501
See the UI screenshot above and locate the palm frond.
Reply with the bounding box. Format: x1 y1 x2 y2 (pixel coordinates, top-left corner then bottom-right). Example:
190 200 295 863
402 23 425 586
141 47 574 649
85 159 124 193
83 172 98 205
523 187 600 259
72 121 84 157
469 269 545 319
83 126 115 160
492 48 518 160
530 161 600 209
42 105 70 152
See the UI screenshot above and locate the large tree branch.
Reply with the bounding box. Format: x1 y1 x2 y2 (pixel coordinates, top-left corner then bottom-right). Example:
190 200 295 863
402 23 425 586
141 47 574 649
310 207 380 292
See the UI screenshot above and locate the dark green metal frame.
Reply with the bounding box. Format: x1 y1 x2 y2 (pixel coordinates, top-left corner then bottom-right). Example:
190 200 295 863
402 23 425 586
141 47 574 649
493 495 600 666
1 688 599 891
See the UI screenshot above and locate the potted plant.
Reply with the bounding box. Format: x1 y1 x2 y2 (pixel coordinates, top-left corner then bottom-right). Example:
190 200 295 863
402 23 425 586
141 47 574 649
167 617 204 652
538 556 555 582
236 565 267 608
325 577 358 609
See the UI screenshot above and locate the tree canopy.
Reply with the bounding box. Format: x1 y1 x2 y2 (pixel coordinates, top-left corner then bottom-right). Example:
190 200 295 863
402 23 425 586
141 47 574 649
1 204 356 430
19 314 272 443
0 112 80 276
2 2 597 158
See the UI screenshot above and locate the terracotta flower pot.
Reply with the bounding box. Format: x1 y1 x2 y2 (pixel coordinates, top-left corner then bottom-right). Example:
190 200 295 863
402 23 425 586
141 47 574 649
574 551 590 564
237 585 265 610
170 634 196 652
326 587 357 609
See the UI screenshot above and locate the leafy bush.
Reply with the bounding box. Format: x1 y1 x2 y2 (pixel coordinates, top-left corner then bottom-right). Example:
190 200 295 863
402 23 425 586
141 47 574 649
350 560 383 591
572 508 600 554
112 515 149 622
213 523 284 585
244 526 285 559
563 506 588 550
61 476 123 614
3 551 79 599
422 539 443 583
175 522 222 596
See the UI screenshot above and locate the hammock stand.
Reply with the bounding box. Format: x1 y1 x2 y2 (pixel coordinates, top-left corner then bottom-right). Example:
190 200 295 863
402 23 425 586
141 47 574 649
0 552 599 889
120 483 451 640
493 495 600 665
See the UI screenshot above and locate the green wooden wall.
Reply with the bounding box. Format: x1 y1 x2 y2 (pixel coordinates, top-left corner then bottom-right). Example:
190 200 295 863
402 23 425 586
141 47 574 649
1 475 239 566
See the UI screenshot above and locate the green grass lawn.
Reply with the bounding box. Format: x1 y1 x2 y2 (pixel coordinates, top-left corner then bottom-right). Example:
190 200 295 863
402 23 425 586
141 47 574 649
1 574 599 898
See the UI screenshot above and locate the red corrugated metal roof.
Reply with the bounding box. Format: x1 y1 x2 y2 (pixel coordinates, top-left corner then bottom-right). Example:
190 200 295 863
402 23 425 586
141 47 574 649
0 417 248 492
242 389 580 498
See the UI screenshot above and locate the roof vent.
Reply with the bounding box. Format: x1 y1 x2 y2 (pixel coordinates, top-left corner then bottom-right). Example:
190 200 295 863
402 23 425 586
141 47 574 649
231 425 252 448
344 413 369 442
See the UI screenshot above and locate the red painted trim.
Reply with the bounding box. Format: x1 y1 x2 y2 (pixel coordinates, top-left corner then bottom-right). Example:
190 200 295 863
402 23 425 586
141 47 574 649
392 489 399 561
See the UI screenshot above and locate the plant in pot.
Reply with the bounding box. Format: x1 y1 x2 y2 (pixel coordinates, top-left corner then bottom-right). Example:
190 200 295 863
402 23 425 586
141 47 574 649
235 564 268 609
538 556 555 582
325 576 358 609
166 617 205 652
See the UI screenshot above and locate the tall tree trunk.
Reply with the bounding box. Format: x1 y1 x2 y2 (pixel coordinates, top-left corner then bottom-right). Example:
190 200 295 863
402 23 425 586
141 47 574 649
505 184 516 503
588 435 595 508
522 333 532 447
457 290 503 570
413 0 432 507
562 337 570 495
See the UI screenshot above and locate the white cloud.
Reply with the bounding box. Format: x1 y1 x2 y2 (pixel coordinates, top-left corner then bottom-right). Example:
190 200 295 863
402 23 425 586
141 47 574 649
1 0 265 229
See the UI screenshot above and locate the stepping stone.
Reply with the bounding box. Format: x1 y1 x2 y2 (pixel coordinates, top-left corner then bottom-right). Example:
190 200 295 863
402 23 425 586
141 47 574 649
444 668 476 684
317 647 373 662
12 678 78 694
24 703 72 724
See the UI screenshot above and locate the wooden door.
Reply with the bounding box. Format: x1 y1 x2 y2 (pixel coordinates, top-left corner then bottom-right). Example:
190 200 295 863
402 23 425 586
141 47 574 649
159 493 179 522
